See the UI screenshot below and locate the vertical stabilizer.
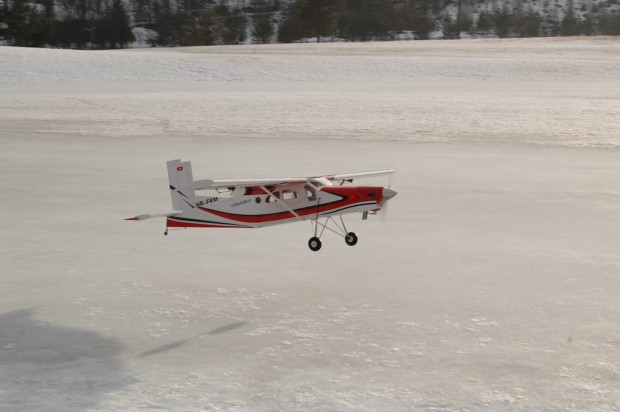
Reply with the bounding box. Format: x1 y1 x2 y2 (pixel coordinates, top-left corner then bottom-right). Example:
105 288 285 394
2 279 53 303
167 159 195 211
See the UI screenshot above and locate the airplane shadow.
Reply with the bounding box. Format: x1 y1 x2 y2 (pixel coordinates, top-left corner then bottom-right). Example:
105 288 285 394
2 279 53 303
0 308 132 411
206 320 248 336
138 320 248 358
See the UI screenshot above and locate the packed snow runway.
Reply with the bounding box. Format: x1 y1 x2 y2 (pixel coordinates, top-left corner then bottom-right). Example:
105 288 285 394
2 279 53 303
1 37 620 410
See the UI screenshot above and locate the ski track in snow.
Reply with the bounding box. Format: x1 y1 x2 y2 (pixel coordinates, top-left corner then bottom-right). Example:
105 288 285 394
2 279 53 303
1 37 620 411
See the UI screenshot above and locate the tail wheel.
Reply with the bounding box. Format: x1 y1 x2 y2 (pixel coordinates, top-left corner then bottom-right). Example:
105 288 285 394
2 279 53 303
308 237 322 251
345 232 358 246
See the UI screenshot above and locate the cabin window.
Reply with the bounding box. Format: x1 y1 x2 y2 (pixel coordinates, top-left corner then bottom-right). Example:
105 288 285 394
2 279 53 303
282 190 297 201
305 185 317 201
266 192 280 203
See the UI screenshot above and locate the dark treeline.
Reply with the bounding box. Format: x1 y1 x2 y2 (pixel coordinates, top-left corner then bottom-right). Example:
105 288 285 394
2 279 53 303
1 0 134 47
1 0 619 49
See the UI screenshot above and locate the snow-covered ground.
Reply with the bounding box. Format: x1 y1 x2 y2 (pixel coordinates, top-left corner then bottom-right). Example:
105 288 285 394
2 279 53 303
1 37 619 411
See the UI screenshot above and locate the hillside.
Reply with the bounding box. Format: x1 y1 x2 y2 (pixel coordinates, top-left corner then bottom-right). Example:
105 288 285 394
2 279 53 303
1 0 619 48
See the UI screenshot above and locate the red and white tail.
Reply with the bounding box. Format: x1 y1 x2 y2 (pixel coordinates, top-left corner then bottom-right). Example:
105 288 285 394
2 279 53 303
166 159 195 212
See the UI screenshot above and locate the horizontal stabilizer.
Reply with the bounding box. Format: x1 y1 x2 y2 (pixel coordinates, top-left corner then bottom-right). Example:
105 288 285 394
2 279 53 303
125 213 177 221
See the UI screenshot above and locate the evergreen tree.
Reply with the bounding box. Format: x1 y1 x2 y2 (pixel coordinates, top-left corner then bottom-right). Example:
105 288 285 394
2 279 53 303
338 0 392 41
0 3 8 41
252 13 273 43
184 10 215 45
561 0 580 36
277 0 311 43
493 6 512 38
277 13 307 42
598 11 620 35
5 0 53 46
513 8 541 37
295 0 344 42
105 0 135 48
221 9 246 44
442 14 459 38
152 0 178 45
134 0 156 26
411 13 435 39
476 11 493 34
541 11 561 36
580 12 595 35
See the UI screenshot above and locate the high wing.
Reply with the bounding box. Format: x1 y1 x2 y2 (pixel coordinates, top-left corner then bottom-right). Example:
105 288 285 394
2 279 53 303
325 169 395 182
191 177 308 191
190 170 394 191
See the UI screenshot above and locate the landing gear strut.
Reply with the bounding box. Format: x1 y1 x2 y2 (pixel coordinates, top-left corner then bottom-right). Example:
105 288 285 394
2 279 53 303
308 216 359 251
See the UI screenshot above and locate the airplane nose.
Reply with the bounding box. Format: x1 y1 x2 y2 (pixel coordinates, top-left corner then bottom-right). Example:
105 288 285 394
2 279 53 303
382 187 397 200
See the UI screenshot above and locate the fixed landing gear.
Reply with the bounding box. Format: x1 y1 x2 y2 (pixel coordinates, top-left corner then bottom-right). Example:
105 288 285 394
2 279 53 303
308 237 322 251
308 216 359 251
345 232 358 246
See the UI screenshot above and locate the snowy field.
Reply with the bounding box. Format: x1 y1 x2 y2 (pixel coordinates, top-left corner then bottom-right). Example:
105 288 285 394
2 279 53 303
1 37 620 411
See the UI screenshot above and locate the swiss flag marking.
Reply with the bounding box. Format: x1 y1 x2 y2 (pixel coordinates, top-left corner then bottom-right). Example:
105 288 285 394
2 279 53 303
177 166 183 171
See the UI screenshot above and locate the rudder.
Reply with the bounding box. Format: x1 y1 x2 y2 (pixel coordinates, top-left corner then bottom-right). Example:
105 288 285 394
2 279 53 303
167 159 195 211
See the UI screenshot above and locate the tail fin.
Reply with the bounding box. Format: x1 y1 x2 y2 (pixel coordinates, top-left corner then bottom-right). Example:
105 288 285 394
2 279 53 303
167 159 195 211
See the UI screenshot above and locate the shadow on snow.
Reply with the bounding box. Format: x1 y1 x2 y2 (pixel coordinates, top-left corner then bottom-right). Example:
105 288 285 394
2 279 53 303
0 308 132 411
137 320 248 358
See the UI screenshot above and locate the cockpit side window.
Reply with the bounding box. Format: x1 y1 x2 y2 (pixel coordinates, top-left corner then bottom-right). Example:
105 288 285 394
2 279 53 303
282 190 297 201
305 185 317 201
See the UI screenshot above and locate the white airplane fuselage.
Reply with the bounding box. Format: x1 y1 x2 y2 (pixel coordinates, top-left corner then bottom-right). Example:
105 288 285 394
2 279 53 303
166 183 394 229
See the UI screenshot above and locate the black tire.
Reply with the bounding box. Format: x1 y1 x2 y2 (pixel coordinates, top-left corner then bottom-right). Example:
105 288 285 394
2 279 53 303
308 237 322 251
345 232 358 246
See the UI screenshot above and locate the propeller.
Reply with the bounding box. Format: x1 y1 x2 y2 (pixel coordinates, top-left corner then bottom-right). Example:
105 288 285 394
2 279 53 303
379 174 397 221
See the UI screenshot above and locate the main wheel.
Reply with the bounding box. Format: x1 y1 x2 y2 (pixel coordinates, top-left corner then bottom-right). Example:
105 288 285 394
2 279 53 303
345 232 358 246
308 237 322 251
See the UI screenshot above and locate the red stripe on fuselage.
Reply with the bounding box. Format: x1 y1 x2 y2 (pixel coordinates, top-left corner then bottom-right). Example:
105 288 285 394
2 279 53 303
197 186 382 224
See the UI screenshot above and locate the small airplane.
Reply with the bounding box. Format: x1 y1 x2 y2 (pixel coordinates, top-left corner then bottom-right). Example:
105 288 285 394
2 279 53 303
126 159 397 251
